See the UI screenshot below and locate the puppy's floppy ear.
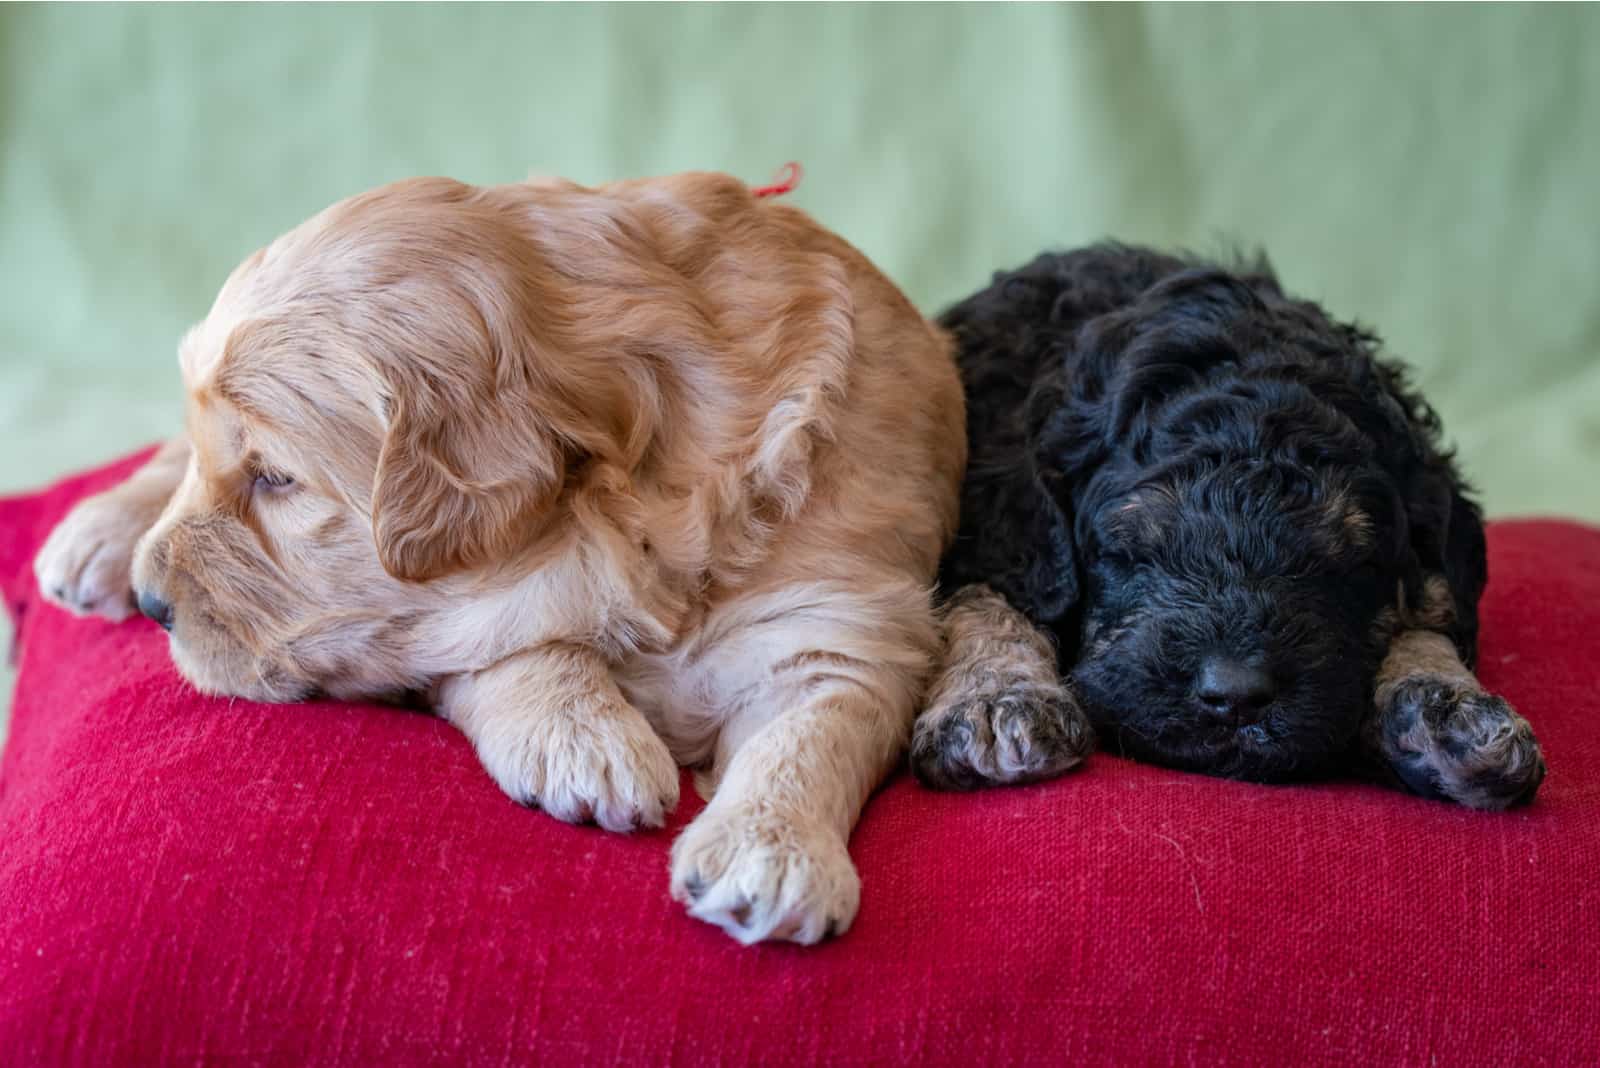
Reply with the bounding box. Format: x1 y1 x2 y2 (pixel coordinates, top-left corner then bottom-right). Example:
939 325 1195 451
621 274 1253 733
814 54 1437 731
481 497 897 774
1364 358 1489 662
1011 454 1080 624
1392 460 1487 662
371 371 567 582
945 372 1084 626
947 458 1079 625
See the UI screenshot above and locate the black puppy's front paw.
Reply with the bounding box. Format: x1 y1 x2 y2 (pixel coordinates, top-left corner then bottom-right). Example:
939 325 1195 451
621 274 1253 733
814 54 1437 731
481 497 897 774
911 683 1092 791
1373 675 1545 810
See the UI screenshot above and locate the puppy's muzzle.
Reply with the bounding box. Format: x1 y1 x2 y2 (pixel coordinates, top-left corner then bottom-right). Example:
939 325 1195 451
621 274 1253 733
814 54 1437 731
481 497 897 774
137 588 175 631
1194 656 1276 725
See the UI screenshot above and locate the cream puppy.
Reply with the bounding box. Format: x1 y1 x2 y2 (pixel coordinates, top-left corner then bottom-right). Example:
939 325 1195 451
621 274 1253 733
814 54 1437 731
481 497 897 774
34 172 966 945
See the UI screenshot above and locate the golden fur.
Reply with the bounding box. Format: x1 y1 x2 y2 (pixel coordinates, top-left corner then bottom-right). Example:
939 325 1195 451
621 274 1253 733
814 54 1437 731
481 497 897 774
35 171 966 945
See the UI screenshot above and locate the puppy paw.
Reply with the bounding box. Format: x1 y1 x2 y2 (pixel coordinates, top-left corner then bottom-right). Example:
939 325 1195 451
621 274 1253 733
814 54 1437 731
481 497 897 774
670 806 859 945
1375 675 1545 810
33 492 149 621
474 698 681 832
911 682 1092 790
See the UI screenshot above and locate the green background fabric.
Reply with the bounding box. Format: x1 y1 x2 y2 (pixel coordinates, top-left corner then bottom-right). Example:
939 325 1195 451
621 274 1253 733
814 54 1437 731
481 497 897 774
2 4 1597 722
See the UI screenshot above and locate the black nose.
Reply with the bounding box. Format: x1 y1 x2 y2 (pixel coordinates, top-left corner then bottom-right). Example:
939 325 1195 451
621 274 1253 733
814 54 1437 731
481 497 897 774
1196 657 1275 723
137 590 174 631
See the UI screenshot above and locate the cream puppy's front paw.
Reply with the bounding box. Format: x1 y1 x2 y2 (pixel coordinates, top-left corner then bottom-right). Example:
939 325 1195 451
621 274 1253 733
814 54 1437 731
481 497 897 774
472 695 681 832
670 805 860 945
33 493 149 621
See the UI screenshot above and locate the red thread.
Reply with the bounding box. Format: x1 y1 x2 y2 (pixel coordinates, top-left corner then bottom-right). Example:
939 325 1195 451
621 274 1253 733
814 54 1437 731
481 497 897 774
751 161 803 199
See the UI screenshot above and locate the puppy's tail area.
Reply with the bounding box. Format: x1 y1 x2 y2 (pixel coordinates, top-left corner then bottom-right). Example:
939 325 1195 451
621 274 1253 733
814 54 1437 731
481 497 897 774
910 584 1094 790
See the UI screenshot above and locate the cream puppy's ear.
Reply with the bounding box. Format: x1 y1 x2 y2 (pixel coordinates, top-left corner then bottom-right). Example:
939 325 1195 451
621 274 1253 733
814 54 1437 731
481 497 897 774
371 372 567 582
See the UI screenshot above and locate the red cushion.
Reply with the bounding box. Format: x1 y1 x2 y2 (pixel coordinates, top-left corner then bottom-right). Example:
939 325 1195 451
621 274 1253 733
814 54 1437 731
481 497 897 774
3 452 1598 1065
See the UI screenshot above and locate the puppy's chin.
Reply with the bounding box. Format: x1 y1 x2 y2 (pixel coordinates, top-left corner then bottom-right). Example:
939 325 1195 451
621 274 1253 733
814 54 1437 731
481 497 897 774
1072 661 1368 784
1096 717 1352 783
167 629 314 705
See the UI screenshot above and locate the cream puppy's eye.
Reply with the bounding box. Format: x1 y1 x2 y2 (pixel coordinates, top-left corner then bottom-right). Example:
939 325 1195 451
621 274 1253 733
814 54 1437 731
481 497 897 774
252 469 296 494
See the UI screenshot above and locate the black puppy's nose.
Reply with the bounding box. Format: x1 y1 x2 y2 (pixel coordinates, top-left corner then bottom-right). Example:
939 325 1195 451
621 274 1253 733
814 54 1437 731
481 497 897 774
1196 657 1275 723
137 590 174 632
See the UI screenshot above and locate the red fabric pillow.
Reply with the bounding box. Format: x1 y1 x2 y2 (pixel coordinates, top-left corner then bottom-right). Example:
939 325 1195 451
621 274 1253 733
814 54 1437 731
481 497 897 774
3 452 1598 1065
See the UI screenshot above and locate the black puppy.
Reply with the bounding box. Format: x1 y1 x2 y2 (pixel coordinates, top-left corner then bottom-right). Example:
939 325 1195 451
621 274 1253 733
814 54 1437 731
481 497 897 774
912 245 1544 809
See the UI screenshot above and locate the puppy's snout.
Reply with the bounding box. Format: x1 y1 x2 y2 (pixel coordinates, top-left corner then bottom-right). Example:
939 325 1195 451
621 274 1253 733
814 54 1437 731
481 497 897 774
1195 657 1275 724
137 589 175 632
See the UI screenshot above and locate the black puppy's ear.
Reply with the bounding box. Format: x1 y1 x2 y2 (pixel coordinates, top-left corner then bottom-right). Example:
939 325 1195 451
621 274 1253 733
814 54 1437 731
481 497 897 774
966 462 1079 624
1368 362 1489 664
1010 456 1080 623
943 429 1081 626
1397 469 1487 664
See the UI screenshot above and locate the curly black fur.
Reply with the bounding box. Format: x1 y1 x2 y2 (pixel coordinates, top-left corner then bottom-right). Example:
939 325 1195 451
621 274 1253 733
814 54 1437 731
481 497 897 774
938 244 1510 787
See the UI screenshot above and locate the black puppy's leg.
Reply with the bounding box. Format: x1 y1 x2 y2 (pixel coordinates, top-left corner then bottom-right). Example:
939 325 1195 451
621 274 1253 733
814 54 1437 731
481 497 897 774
911 585 1092 790
1365 629 1544 809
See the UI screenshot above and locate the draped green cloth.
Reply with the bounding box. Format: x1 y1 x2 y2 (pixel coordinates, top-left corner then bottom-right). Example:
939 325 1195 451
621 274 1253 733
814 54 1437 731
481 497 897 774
3 3 1596 518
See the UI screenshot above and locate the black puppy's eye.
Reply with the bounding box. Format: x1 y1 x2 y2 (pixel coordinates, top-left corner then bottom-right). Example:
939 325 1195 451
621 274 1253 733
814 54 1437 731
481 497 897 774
1099 547 1140 572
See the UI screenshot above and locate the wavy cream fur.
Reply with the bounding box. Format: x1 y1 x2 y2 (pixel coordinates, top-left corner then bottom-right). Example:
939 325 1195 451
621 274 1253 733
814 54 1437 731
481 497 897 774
34 171 966 945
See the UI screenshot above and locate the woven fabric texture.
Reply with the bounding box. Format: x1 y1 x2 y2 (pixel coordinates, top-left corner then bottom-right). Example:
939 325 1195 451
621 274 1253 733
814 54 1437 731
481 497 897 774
2 453 1597 1065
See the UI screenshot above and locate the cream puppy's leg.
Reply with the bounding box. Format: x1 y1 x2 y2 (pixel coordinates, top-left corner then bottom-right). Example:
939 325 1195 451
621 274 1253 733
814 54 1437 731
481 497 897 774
438 643 681 832
35 435 191 621
668 582 933 945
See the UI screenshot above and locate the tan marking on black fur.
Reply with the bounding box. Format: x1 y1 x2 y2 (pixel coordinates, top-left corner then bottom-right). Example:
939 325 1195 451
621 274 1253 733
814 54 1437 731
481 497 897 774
1374 630 1474 700
1341 505 1373 550
1399 574 1457 631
